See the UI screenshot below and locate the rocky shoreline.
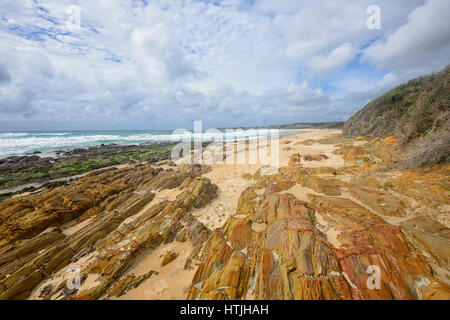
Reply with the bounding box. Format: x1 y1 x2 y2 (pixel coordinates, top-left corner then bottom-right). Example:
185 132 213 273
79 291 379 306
0 129 449 300
0 142 177 200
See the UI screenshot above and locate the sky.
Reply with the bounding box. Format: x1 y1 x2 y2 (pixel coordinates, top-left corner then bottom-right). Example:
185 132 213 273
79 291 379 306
0 0 449 130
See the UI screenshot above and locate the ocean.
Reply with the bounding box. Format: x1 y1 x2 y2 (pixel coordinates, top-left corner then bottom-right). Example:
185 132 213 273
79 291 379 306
0 129 295 159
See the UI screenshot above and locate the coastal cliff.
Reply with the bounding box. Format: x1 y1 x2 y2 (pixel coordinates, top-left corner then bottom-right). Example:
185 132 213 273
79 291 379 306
343 66 450 167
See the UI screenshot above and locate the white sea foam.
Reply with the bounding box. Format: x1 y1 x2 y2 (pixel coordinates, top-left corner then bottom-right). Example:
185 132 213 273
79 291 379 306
0 129 292 159
0 132 29 138
33 132 69 136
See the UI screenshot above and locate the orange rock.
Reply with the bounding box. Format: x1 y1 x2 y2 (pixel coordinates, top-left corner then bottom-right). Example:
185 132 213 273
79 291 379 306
303 154 329 161
288 153 301 167
160 250 179 267
0 164 215 300
382 136 399 145
187 184 450 300
308 194 450 300
188 194 352 300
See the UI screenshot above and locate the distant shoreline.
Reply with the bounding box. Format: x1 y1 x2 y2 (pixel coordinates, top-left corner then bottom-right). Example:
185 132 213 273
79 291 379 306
216 122 344 130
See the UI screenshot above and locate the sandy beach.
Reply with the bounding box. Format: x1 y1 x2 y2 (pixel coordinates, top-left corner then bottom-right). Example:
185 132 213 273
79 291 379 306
183 129 344 231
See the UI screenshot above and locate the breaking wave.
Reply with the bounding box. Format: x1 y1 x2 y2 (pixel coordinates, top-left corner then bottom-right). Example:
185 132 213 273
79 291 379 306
0 129 293 158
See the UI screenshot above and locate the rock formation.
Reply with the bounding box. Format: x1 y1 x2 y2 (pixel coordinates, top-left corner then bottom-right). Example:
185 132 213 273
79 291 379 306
0 132 449 300
186 136 450 300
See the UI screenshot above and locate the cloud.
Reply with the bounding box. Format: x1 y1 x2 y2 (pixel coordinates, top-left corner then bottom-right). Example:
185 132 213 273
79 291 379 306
0 87 35 116
130 4 199 84
0 64 11 84
0 0 448 130
363 0 450 76
308 43 358 73
375 73 400 91
287 81 329 106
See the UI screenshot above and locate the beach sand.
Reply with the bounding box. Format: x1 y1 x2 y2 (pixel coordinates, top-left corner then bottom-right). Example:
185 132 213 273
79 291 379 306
187 129 342 230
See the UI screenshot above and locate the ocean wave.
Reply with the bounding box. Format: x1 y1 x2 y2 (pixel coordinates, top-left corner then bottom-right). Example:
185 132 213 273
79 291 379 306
32 132 69 136
0 132 29 138
0 133 212 149
0 129 293 159
0 135 129 148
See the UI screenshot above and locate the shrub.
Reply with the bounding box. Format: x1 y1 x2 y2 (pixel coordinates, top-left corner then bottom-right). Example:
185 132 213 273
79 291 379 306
343 65 450 168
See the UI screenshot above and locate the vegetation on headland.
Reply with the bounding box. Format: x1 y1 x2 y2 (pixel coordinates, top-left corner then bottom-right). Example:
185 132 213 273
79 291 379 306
343 65 450 167
218 122 344 130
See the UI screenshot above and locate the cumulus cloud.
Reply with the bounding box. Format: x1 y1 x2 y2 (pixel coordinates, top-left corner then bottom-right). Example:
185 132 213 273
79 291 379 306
0 64 11 84
363 0 450 76
0 0 448 130
308 43 358 73
130 4 199 84
287 82 329 106
375 73 401 91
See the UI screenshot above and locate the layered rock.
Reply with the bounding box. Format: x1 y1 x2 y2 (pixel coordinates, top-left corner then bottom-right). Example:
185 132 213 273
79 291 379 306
186 163 450 300
401 216 450 271
0 164 217 300
188 191 352 300
280 166 341 196
344 184 407 217
308 194 449 299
